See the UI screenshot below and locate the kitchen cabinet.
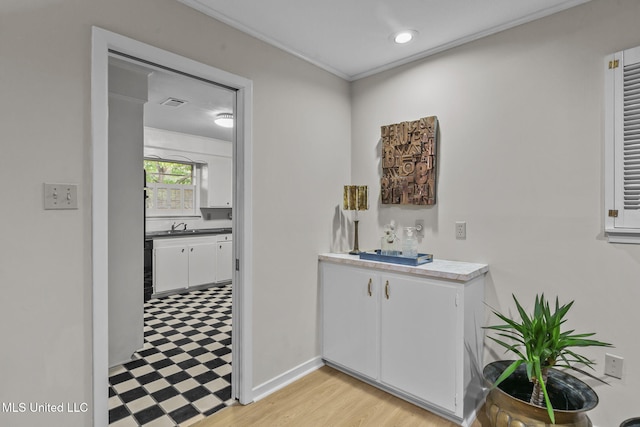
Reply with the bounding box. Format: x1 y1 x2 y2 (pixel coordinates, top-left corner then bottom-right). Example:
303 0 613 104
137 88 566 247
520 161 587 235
322 263 379 380
154 244 189 293
216 234 233 283
154 236 217 294
379 275 458 412
208 155 232 208
187 241 217 286
319 254 487 427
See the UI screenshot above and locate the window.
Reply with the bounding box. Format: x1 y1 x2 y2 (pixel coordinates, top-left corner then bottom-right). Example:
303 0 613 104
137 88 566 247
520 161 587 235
145 159 197 216
605 45 640 243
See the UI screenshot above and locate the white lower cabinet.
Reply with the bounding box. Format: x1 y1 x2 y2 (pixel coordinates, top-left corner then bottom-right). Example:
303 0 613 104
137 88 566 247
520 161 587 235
321 259 486 426
379 274 458 412
154 244 189 293
322 263 379 380
154 236 217 294
216 234 233 283
186 241 217 287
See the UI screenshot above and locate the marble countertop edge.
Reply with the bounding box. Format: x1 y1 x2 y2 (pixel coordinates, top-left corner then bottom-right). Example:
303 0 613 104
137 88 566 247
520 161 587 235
319 253 489 282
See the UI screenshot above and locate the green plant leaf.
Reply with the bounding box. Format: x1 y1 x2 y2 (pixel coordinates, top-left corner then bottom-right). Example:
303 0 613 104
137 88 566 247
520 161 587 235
492 360 524 388
487 336 527 360
537 369 555 424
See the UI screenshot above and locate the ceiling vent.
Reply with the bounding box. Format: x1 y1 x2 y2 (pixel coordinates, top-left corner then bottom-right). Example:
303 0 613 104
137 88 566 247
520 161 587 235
161 97 188 107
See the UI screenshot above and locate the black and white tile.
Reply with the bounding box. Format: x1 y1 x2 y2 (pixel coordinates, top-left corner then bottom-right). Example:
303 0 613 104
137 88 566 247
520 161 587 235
109 284 233 426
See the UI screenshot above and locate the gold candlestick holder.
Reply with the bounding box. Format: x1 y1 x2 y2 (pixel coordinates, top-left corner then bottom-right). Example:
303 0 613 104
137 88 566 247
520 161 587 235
343 185 368 255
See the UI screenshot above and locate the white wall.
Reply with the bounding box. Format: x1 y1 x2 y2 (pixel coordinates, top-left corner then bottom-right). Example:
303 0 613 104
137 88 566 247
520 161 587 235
145 127 232 157
0 1 350 426
350 1 640 425
107 60 148 368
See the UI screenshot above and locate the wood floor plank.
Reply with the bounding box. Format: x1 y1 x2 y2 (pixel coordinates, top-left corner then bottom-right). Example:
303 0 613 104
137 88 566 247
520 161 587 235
192 366 489 427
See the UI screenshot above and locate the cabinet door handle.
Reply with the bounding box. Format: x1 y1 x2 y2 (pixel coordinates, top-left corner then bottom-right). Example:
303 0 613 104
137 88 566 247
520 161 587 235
367 278 372 296
385 280 390 299
181 248 185 253
190 248 194 252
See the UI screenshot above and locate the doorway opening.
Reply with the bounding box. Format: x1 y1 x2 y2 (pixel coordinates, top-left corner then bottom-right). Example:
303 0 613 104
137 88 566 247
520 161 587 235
107 52 236 426
92 27 254 427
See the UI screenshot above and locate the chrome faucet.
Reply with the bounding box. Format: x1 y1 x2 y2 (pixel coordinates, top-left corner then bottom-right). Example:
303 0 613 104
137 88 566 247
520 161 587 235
171 222 187 231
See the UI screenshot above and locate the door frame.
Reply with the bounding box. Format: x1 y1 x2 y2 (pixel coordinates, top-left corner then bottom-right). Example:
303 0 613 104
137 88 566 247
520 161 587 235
91 27 254 427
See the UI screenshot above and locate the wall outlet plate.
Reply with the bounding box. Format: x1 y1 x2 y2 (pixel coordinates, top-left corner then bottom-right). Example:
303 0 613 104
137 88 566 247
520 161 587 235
455 221 466 239
604 353 623 379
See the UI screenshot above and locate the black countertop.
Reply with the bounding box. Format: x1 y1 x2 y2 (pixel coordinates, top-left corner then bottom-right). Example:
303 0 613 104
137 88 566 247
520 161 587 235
146 227 232 240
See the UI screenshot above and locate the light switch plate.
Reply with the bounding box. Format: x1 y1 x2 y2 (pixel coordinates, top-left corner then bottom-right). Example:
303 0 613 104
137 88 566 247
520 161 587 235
44 183 78 210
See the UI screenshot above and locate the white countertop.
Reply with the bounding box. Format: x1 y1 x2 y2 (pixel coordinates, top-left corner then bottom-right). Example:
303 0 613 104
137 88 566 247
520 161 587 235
319 253 489 282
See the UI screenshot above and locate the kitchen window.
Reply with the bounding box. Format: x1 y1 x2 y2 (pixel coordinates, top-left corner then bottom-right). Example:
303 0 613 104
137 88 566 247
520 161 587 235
145 159 198 216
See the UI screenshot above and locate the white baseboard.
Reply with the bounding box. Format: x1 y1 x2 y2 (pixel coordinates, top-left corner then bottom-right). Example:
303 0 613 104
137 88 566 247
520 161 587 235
251 356 324 402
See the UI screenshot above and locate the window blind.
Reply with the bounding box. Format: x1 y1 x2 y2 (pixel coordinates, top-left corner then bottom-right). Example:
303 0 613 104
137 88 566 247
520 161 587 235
624 61 640 210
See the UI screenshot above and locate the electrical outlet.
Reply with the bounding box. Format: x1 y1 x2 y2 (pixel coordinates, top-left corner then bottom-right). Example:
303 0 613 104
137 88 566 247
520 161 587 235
455 221 466 239
604 353 623 379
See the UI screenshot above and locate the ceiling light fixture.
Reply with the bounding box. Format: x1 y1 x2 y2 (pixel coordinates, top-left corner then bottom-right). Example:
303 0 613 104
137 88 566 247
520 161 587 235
393 30 418 44
214 113 234 128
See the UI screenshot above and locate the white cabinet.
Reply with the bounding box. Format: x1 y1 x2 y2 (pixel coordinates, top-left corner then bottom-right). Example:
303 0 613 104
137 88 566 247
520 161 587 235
320 256 486 426
154 236 217 294
379 275 458 412
186 241 217 287
154 244 189 293
322 264 379 380
216 234 233 283
208 155 232 208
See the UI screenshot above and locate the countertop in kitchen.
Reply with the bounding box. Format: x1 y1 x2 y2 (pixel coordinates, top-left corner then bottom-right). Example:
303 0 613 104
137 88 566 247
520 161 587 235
146 227 232 240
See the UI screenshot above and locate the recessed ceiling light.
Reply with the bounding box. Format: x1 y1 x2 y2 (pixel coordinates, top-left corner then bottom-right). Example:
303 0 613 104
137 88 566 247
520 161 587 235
214 113 234 128
393 30 418 44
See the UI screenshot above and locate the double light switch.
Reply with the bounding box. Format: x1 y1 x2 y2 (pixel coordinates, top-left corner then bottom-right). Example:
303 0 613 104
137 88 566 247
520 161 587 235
44 183 78 210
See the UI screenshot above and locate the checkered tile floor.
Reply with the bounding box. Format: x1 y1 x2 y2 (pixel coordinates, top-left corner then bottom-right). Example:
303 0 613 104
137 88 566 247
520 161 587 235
109 284 233 426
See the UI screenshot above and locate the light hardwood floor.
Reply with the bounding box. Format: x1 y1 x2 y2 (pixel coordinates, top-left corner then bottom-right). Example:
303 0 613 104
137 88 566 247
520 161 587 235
192 366 489 427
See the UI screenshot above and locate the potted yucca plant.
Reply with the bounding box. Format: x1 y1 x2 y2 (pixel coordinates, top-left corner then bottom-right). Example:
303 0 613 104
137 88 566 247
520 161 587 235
483 294 612 426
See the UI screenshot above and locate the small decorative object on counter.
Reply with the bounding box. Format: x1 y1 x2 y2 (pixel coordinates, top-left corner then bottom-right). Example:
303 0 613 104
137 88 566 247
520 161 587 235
402 226 418 258
359 250 432 266
343 185 368 255
381 220 399 256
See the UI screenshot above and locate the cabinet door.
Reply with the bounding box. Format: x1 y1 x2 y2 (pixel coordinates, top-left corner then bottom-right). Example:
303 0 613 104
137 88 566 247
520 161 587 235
380 275 458 412
216 239 233 283
154 245 189 293
209 155 232 207
187 242 217 287
322 263 379 380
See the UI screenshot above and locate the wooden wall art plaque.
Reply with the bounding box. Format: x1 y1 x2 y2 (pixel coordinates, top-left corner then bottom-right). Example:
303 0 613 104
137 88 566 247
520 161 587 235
381 116 438 205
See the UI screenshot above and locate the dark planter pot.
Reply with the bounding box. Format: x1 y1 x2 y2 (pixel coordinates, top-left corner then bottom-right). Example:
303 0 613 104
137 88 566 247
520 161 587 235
483 361 599 427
